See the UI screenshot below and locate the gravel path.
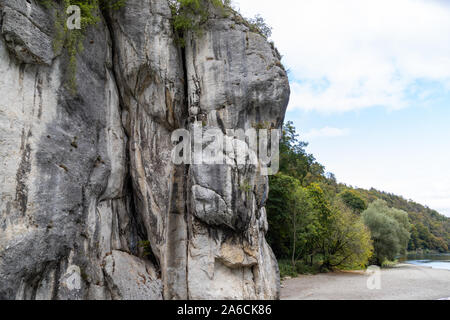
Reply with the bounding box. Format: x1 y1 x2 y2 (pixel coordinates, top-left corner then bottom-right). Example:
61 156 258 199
281 264 450 300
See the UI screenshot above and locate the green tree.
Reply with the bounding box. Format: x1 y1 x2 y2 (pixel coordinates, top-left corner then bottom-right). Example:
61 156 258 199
320 202 373 270
362 200 411 264
266 174 300 259
247 14 272 38
289 186 315 267
279 121 324 184
269 121 449 277
339 189 367 214
266 175 322 267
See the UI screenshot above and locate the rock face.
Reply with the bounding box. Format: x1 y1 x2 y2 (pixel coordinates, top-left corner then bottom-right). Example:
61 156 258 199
0 0 289 300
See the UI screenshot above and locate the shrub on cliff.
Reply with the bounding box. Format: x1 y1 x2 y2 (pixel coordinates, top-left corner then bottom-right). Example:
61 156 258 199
169 0 231 46
247 14 272 39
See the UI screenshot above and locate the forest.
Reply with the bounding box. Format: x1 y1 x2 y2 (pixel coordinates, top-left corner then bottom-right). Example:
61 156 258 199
267 122 450 276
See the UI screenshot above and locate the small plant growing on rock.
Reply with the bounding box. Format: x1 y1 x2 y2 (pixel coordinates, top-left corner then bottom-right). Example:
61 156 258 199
37 0 126 93
169 0 231 47
239 180 252 194
252 121 273 130
138 240 153 258
247 14 272 39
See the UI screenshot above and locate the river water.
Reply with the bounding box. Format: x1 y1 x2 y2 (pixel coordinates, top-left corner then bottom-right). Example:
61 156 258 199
399 253 450 271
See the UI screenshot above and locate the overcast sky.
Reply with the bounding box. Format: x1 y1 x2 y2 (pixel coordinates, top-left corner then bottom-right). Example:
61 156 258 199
235 0 450 216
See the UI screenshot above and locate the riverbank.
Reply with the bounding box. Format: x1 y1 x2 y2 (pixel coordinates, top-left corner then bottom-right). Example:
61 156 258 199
281 264 450 300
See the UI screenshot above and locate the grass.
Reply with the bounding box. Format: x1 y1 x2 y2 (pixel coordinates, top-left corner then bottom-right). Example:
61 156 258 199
278 260 320 278
279 258 372 279
381 259 399 268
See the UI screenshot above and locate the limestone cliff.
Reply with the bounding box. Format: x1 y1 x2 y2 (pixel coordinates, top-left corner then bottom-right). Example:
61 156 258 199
0 0 289 300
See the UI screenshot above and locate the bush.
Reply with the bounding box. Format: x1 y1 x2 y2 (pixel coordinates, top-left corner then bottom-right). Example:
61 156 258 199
278 260 298 278
278 260 321 278
295 261 320 275
381 259 398 269
169 0 231 46
247 14 272 39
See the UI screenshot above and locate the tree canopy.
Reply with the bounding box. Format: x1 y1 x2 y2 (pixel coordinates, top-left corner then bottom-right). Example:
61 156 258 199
362 200 411 264
267 122 449 275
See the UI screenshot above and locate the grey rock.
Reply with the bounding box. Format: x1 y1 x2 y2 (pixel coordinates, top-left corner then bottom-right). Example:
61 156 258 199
0 0 289 300
1 5 55 65
103 250 163 300
184 8 289 300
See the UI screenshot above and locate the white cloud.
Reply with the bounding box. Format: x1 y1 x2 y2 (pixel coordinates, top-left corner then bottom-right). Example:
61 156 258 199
303 127 350 140
234 0 450 216
235 0 450 113
307 141 450 217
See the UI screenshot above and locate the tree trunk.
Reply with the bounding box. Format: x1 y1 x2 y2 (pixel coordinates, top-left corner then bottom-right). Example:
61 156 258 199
291 211 296 268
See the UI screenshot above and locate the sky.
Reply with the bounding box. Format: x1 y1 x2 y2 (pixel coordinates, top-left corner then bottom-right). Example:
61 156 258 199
235 0 450 217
